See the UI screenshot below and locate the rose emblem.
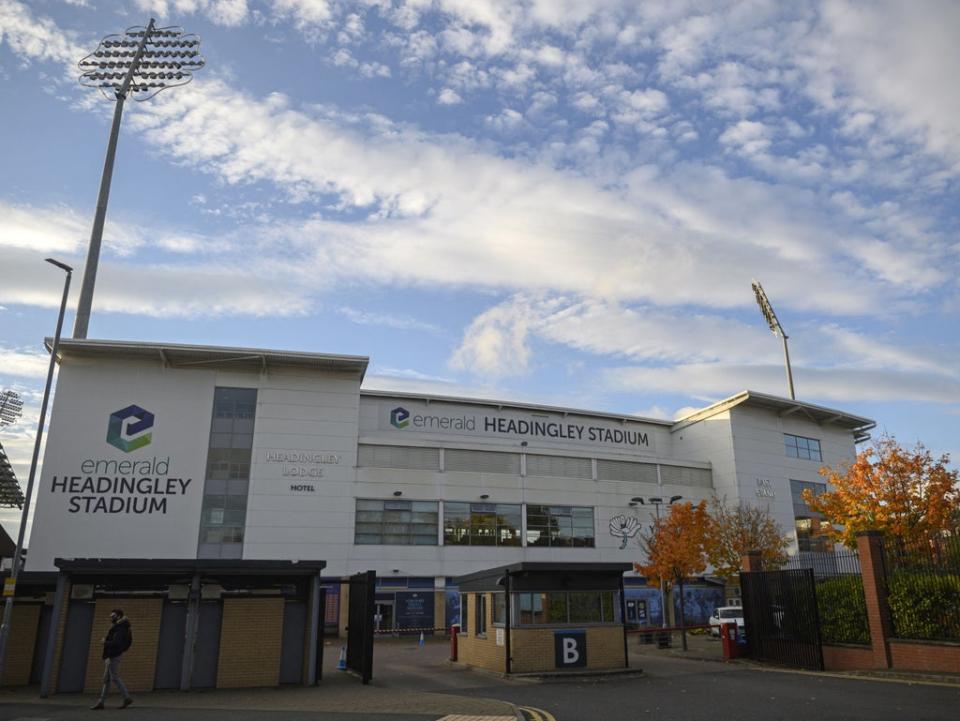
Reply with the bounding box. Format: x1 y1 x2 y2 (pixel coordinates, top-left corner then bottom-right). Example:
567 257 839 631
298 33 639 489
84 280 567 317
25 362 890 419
609 514 642 549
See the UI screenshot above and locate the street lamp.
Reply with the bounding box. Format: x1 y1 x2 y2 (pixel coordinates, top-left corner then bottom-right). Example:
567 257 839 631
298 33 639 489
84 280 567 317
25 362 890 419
72 20 204 339
0 259 73 683
751 280 796 400
633 495 683 629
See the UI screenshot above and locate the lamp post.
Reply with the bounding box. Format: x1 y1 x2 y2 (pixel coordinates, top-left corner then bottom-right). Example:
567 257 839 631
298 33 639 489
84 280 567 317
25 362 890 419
633 495 683 629
73 20 204 338
0 259 72 683
751 280 795 400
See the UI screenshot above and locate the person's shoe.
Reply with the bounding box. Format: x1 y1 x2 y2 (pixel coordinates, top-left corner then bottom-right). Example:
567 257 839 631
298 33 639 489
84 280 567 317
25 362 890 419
120 697 134 709
89 701 105 710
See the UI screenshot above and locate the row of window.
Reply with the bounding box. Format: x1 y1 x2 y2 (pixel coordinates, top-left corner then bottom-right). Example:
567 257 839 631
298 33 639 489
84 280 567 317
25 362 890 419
790 479 832 553
354 499 597 547
785 433 822 461
466 591 618 634
358 444 713 487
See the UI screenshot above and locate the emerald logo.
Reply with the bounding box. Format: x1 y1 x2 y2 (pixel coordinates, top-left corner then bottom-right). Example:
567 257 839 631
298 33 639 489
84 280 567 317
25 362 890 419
106 404 155 453
390 407 410 429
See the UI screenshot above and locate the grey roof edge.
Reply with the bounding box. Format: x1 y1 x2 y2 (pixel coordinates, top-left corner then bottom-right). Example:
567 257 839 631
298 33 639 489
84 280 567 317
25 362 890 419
360 389 674 427
54 558 327 574
670 390 876 435
45 338 369 379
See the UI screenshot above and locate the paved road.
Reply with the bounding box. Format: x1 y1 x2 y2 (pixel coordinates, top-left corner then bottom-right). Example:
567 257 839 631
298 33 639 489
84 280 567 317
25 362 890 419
369 637 960 721
2 638 958 721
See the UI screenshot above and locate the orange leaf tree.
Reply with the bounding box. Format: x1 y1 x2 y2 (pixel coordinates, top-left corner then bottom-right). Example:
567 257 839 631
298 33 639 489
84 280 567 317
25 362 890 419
636 500 709 648
704 497 789 580
804 436 960 548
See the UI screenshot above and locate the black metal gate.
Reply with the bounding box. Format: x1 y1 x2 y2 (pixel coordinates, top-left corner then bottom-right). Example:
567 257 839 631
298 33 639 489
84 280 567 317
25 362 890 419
346 570 376 684
740 568 824 670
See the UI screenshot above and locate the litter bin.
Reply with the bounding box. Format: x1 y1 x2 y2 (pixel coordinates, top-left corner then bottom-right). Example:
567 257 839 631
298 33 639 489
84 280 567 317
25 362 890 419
720 622 742 659
657 631 672 649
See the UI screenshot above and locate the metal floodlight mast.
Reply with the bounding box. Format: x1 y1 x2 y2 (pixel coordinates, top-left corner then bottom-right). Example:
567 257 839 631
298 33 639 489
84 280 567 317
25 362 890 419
751 280 796 400
72 19 205 339
0 391 23 428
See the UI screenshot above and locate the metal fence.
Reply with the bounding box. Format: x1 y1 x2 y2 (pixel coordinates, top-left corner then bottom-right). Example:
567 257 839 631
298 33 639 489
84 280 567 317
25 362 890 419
783 550 870 645
883 535 960 642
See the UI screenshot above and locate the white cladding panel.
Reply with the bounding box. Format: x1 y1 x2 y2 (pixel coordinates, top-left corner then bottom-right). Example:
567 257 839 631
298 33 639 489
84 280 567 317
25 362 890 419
27 357 215 571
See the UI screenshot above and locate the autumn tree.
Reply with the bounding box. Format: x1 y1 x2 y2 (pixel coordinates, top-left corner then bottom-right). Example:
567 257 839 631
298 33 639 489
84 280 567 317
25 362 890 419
804 436 960 549
704 498 789 580
636 500 710 650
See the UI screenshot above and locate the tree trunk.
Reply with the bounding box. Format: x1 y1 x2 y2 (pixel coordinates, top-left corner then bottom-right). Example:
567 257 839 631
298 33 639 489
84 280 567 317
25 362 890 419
678 577 688 651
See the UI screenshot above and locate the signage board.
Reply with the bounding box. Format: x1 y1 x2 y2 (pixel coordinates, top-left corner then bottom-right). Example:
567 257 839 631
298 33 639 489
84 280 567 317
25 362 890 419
554 629 587 668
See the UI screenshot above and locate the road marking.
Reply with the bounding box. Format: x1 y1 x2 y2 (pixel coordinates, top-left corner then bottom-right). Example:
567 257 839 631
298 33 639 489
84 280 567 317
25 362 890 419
519 706 557 721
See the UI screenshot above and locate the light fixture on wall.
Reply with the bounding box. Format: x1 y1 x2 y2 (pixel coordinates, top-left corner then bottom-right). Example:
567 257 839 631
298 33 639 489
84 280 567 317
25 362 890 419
392 490 403 497
479 494 490 500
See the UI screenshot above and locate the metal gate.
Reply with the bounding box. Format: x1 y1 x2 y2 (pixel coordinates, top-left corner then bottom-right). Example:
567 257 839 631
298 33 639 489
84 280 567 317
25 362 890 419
740 569 824 670
346 570 375 684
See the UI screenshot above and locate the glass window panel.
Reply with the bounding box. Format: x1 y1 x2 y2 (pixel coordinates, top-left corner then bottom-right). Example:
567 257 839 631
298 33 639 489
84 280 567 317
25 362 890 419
355 534 381 545
413 501 438 512
460 594 468 633
546 593 568 623
601 592 615 622
569 592 602 623
526 528 548 546
493 593 506 625
357 499 384 511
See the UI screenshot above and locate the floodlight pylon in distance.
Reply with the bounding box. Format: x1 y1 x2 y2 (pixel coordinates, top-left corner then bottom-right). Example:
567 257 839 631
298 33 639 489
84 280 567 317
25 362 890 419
751 280 796 400
73 19 205 339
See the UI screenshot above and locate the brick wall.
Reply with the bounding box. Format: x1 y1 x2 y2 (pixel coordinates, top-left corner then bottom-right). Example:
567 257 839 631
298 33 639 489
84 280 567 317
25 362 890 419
511 626 626 673
216 597 285 688
3 603 42 686
822 644 881 671
889 640 960 675
83 599 163 694
456 593 505 673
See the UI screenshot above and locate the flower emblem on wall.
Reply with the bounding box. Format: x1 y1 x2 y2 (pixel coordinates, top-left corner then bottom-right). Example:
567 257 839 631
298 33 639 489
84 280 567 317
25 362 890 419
609 515 642 549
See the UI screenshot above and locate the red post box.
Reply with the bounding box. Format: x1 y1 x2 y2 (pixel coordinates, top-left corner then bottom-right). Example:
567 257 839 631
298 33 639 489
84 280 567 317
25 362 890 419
720 622 742 660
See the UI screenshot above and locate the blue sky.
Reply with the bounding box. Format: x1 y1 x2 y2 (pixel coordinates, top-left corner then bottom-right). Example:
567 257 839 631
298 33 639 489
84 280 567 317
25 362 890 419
1 0 958 535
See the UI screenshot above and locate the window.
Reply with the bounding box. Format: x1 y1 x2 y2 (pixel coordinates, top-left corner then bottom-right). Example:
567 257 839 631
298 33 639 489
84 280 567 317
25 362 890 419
526 505 595 547
199 388 257 559
493 593 506 626
459 594 468 633
354 499 439 545
514 592 616 625
476 594 487 636
785 434 822 461
790 480 832 553
444 502 521 546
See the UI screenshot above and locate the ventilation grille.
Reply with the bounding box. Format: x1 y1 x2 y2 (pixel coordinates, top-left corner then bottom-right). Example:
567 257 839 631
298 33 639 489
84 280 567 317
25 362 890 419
659 465 712 488
445 449 521 475
357 444 440 471
526 454 593 479
596 459 659 484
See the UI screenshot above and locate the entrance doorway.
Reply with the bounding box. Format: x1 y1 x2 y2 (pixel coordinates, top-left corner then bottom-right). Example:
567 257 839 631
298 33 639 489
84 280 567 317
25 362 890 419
374 600 394 632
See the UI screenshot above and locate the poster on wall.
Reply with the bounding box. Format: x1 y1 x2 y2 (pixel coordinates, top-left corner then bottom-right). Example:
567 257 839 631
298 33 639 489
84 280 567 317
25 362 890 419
396 591 434 634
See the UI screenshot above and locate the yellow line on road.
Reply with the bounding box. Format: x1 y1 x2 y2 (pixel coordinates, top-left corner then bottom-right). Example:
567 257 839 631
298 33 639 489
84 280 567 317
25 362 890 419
520 706 557 721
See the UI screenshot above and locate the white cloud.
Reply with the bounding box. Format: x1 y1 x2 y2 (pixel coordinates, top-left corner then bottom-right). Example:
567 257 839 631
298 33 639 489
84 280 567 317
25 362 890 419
437 88 463 106
338 307 441 334
0 348 48 379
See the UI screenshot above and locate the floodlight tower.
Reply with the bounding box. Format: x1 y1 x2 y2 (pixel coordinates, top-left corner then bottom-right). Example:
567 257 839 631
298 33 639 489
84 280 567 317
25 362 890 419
72 19 205 338
751 280 795 400
0 391 23 428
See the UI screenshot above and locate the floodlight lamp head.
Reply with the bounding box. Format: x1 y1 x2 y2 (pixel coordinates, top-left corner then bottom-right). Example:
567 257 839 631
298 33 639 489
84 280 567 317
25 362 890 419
0 390 24 428
751 279 784 337
78 22 205 101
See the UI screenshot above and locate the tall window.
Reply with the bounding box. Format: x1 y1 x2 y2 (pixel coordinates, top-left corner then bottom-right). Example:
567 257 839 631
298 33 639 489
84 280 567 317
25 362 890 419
476 594 487 636
354 499 439 545
785 433 822 461
443 502 521 546
790 480 832 553
526 505 595 547
198 387 257 559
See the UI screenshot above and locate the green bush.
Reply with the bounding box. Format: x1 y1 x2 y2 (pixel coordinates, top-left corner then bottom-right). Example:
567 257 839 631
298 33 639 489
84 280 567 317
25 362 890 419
887 571 960 641
816 576 870 645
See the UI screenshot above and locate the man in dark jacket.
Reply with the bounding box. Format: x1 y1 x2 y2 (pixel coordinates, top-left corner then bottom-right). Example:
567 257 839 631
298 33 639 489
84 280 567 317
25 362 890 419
90 608 133 710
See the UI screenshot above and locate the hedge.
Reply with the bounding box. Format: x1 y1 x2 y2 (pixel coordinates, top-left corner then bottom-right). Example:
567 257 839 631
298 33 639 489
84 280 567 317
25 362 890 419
815 576 871 645
887 571 960 642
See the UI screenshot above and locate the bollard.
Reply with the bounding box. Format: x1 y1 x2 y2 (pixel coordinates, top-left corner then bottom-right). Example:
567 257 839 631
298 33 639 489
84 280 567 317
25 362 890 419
418 631 425 648
337 645 347 671
450 624 458 661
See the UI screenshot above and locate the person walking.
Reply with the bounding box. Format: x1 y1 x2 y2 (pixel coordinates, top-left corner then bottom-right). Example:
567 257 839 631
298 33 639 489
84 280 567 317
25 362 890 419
90 608 134 710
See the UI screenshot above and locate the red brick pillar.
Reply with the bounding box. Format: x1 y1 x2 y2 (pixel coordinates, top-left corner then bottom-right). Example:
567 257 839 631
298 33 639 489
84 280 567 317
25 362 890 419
741 551 763 573
856 531 892 669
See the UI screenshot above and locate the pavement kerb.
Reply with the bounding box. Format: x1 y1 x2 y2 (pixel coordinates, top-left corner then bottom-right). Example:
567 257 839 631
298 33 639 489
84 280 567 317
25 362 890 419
732 660 960 689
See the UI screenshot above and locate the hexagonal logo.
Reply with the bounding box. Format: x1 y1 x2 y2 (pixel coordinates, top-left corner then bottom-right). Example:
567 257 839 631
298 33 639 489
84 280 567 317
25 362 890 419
106 404 155 453
390 407 410 429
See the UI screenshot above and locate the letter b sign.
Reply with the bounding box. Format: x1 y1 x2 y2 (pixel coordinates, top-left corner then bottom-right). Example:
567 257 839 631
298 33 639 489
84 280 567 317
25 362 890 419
554 630 587 668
